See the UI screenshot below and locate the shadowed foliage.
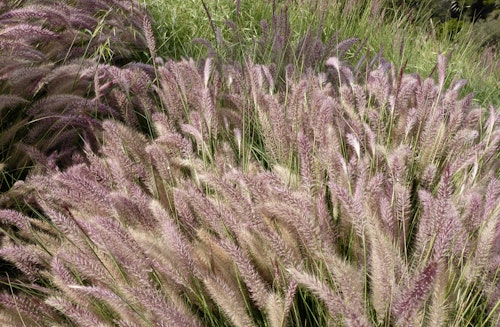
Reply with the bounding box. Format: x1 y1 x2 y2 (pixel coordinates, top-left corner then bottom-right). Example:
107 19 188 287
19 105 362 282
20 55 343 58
0 0 154 192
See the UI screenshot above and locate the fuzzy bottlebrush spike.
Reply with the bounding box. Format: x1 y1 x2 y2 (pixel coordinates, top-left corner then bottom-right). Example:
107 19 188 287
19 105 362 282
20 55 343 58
392 260 439 325
193 6 364 92
0 30 499 327
0 0 154 192
288 267 371 327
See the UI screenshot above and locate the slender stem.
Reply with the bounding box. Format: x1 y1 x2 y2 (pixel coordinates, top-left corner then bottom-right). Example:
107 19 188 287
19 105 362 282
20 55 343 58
200 0 217 42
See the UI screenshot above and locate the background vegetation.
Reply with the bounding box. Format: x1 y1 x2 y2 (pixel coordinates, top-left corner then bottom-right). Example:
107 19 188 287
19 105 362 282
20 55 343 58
146 0 499 104
0 0 498 326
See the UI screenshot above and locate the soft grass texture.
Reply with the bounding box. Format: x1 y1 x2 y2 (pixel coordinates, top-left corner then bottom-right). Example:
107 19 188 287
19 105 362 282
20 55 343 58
1 48 499 327
146 0 499 107
0 0 154 191
0 0 499 326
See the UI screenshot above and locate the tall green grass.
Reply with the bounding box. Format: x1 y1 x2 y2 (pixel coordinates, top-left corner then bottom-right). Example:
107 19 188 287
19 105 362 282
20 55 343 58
145 0 499 107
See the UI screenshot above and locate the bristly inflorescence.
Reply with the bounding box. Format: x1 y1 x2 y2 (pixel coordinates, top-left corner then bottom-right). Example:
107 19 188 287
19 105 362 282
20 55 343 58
0 0 155 190
0 41 498 326
0 0 499 326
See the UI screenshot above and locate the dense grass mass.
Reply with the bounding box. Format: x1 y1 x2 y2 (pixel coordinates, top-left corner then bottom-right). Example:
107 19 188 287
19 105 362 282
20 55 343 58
147 0 499 107
0 0 499 326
